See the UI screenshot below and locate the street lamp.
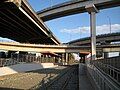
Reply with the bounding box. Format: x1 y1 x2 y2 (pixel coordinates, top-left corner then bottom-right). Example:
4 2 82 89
50 0 53 7
107 16 111 33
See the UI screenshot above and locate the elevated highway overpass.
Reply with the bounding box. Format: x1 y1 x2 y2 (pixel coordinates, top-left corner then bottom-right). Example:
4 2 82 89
37 0 120 21
0 0 119 59
0 0 60 44
0 42 120 53
0 1 120 89
37 0 120 60
68 33 120 45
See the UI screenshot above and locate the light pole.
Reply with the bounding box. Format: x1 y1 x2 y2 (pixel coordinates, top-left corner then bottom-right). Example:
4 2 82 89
107 16 111 33
69 33 71 42
50 0 53 7
79 27 82 38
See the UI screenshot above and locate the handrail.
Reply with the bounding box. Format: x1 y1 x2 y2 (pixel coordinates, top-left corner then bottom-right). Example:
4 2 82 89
87 64 120 90
95 56 120 69
93 61 120 86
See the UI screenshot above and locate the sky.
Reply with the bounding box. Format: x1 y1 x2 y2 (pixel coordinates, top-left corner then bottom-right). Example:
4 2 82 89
0 0 120 43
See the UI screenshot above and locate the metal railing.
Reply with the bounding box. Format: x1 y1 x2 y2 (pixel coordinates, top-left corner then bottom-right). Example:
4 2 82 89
87 64 120 90
86 57 120 90
96 56 120 69
93 60 120 85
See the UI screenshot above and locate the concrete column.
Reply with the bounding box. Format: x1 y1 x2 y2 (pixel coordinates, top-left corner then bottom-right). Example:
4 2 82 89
62 53 65 65
104 52 109 58
90 12 96 60
68 53 70 65
65 53 68 65
16 51 19 63
85 4 99 60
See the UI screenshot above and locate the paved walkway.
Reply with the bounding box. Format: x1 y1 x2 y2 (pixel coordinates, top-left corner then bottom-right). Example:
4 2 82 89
79 63 94 90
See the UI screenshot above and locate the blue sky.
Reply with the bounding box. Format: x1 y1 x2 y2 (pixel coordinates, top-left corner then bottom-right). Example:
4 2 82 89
29 0 120 43
0 0 120 43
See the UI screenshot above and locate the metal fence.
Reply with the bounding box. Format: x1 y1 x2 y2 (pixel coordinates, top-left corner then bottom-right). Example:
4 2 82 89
0 54 59 67
93 60 120 85
87 64 120 90
86 56 120 90
95 56 120 69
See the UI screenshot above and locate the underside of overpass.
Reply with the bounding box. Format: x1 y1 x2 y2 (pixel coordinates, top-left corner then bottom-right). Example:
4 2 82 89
0 0 60 45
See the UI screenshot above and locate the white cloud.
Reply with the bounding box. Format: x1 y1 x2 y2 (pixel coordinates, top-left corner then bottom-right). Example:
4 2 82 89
60 24 120 35
60 27 89 34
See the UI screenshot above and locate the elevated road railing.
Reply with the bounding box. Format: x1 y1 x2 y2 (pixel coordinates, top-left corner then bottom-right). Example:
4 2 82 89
94 56 120 69
93 60 120 86
86 56 120 90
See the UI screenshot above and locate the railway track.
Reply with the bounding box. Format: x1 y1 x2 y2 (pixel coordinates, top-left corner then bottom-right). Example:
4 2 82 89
38 64 79 90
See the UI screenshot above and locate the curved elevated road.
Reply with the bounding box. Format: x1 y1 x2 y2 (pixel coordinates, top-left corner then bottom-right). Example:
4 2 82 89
37 0 120 21
68 33 120 45
0 42 120 53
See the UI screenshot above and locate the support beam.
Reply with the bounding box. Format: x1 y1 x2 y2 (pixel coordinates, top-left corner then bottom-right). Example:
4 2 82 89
86 4 99 60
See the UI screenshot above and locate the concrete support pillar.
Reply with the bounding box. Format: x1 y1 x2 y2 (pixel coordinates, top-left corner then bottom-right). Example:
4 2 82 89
16 51 19 62
58 57 61 63
104 52 109 58
62 53 65 65
67 53 70 65
86 4 99 60
65 53 68 65
90 12 96 60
